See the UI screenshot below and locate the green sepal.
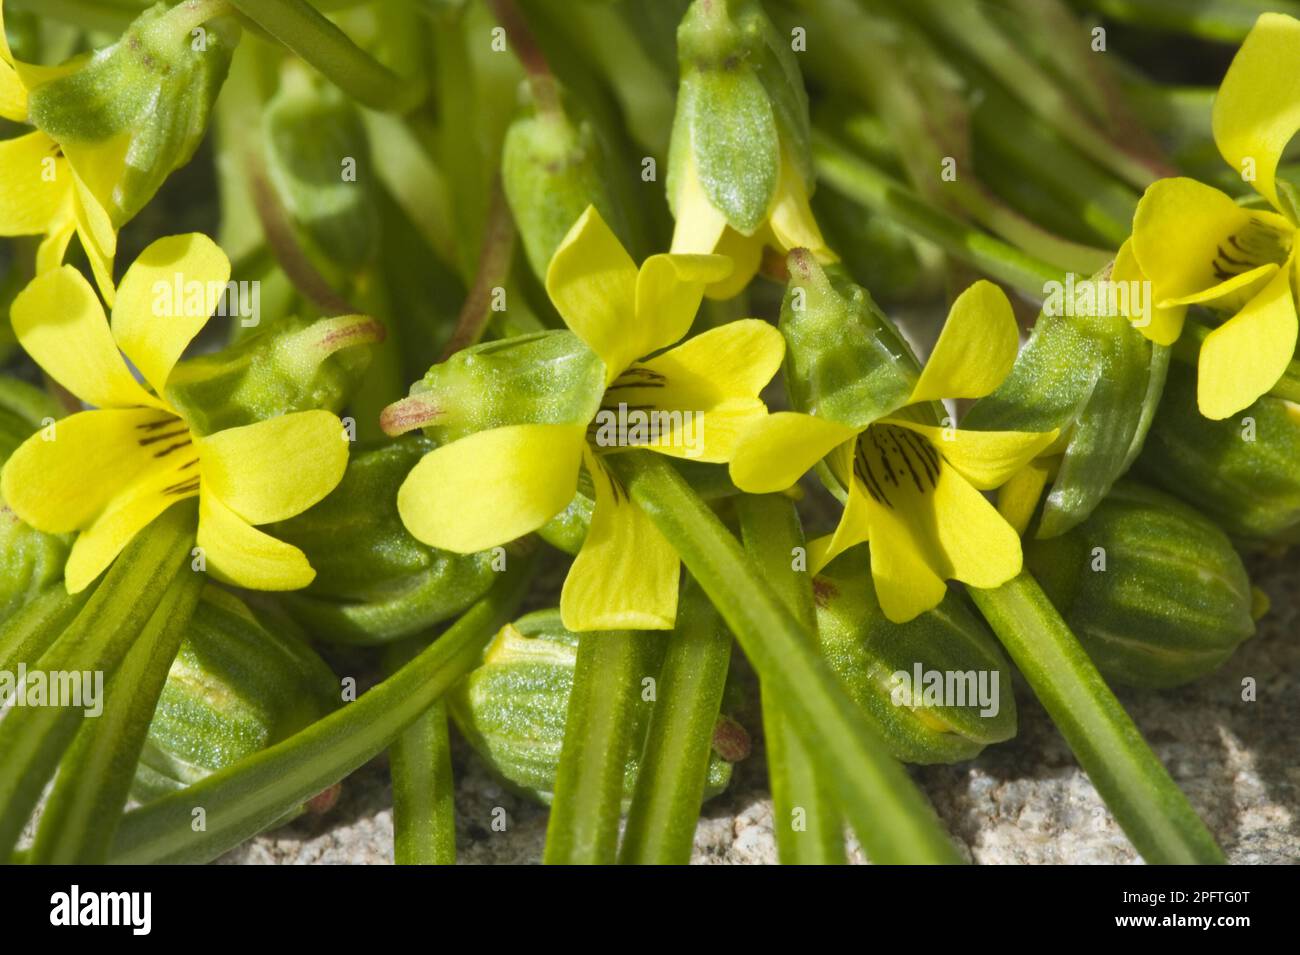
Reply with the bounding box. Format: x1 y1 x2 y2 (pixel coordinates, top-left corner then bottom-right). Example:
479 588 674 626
1025 482 1254 688
26 2 237 224
780 254 920 429
964 272 1169 538
165 314 381 436
405 330 605 444
668 0 790 235
1136 361 1300 544
448 609 735 805
0 379 70 621
814 548 1018 764
132 587 339 805
267 439 498 645
263 66 380 273
502 91 623 282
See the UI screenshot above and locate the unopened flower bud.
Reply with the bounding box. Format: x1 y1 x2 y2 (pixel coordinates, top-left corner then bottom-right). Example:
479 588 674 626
263 64 380 274
1025 481 1256 688
26 1 237 225
448 609 737 804
267 439 498 644
133 587 338 804
1136 361 1300 543
668 0 834 297
502 82 623 282
814 548 1018 764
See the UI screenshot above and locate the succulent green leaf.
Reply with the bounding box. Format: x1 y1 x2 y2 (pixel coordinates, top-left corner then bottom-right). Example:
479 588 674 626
1026 482 1254 688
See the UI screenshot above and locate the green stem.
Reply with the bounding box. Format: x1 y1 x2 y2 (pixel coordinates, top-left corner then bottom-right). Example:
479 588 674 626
226 0 422 112
544 629 652 865
814 132 1065 298
0 584 90 674
737 494 844 865
618 579 731 865
29 567 205 864
386 641 457 865
608 453 963 865
0 503 195 859
969 574 1224 864
107 555 535 864
1076 0 1300 43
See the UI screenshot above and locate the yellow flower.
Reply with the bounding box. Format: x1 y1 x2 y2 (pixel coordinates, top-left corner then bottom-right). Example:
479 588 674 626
731 281 1057 623
671 141 838 300
1126 12 1300 419
393 206 785 631
0 234 349 593
0 0 117 301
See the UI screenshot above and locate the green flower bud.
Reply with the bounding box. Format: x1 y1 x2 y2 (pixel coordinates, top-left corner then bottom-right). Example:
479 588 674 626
380 330 605 443
0 379 69 621
1025 481 1255 688
781 252 920 429
964 269 1169 538
502 85 622 282
448 609 737 805
165 313 383 436
1136 361 1300 543
133 587 338 804
814 548 1017 764
263 64 380 274
670 0 812 235
267 439 498 644
26 1 237 225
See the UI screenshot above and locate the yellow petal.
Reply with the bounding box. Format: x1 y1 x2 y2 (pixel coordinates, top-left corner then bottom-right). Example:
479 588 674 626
886 418 1059 490
0 407 194 533
865 502 948 624
931 465 1024 590
0 59 24 122
1212 12 1300 212
0 131 69 235
729 411 856 492
610 319 785 462
670 152 729 256
703 226 764 300
1132 177 1292 306
396 423 586 553
63 481 192 594
1112 238 1186 346
73 175 118 305
36 207 77 274
197 411 347 525
10 266 159 410
112 233 231 394
633 251 733 359
545 205 639 380
996 457 1057 536
769 145 837 263
865 457 1022 623
809 476 873 574
911 280 1019 403
197 488 315 591
0 1 24 121
1197 261 1299 419
560 450 679 631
